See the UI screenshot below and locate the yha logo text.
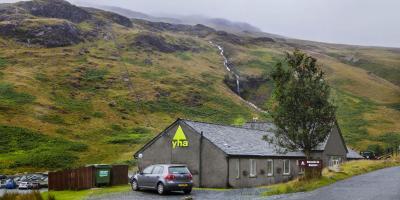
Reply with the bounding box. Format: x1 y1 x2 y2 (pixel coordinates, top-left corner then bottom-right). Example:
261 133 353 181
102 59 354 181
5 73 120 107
172 125 189 149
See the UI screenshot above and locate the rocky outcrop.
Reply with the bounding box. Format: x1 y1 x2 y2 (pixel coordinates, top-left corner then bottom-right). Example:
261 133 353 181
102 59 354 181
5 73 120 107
0 19 82 47
84 8 133 28
133 19 215 38
133 33 193 53
215 31 244 45
16 0 92 23
248 37 275 44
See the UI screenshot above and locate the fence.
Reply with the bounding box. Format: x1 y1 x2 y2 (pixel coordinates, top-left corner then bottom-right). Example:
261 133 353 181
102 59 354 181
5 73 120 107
49 165 128 191
110 165 129 186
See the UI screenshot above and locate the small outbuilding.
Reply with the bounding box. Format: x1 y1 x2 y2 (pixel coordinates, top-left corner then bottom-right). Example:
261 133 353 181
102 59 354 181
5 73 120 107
346 147 364 160
134 119 349 188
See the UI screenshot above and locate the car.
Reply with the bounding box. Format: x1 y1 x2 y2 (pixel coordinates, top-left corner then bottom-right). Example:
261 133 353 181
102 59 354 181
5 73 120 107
360 151 376 159
18 181 29 190
29 182 40 190
4 179 17 189
39 177 48 188
0 179 6 189
130 164 193 195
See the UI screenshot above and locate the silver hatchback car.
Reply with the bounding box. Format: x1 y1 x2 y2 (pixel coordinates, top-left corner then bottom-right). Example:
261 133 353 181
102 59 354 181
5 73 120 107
130 164 193 195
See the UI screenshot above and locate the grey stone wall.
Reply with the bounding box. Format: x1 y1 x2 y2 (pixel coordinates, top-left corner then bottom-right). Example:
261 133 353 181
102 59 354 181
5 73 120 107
228 157 302 188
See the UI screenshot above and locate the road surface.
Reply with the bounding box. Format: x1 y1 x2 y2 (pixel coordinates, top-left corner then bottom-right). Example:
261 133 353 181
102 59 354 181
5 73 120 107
270 166 400 200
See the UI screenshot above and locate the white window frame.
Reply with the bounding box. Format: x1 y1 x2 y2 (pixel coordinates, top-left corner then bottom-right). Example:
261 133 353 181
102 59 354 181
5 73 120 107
329 156 342 168
236 159 240 179
283 160 290 175
249 159 257 177
266 159 273 176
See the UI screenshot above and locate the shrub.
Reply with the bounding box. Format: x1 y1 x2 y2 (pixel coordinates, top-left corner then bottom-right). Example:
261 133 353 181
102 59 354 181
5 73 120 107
0 57 7 69
82 68 108 82
38 114 66 124
0 83 35 108
132 127 151 134
92 111 105 118
13 147 78 169
0 126 86 169
0 191 53 200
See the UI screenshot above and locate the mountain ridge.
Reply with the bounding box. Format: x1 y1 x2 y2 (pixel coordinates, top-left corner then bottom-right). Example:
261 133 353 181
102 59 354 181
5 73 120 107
0 0 398 174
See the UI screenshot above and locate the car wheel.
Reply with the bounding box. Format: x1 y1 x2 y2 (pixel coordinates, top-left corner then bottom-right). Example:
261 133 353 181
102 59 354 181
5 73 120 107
157 183 166 195
131 179 140 191
183 188 192 194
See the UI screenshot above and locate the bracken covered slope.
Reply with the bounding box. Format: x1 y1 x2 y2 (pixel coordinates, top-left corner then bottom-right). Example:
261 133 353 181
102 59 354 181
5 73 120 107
0 0 398 173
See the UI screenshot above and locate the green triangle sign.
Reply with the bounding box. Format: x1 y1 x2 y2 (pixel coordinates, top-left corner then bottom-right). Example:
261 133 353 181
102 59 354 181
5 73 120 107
172 125 189 148
173 125 187 141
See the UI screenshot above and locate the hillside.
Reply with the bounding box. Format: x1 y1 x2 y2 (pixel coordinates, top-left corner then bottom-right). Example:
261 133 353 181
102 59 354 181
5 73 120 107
0 0 399 174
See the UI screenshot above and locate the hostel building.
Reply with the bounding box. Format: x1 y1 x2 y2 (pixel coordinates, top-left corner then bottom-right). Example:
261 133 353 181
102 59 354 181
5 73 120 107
134 119 350 188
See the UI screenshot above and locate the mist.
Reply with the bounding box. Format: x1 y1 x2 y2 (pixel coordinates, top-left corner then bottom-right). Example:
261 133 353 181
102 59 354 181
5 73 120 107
1 0 399 47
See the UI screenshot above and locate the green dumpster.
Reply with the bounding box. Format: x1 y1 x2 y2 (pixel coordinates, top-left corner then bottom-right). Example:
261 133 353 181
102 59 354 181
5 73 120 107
92 164 112 187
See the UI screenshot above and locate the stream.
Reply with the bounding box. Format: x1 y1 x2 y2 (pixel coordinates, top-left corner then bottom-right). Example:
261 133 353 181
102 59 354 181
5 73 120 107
209 41 268 114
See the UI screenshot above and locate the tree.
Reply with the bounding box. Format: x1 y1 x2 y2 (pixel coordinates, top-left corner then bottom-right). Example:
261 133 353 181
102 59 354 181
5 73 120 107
267 49 336 161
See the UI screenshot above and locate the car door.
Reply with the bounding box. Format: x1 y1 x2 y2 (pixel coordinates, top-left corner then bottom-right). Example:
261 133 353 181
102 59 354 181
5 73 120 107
148 166 163 188
137 165 154 187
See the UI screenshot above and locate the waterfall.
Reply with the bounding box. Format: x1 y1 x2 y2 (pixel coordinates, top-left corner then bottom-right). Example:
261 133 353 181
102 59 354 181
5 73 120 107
212 41 241 95
210 41 268 114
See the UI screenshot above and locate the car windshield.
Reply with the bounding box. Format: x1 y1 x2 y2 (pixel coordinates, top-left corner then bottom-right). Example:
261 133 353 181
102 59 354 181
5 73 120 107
168 166 189 174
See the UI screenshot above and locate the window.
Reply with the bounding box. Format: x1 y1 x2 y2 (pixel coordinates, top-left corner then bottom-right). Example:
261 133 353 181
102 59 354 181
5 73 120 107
329 156 342 168
250 159 257 177
266 160 273 176
168 166 190 174
152 166 164 174
236 159 240 179
142 165 154 174
283 160 290 175
297 160 305 174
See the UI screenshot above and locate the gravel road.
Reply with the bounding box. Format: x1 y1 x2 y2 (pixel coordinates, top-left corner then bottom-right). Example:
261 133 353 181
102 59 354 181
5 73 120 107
87 188 266 200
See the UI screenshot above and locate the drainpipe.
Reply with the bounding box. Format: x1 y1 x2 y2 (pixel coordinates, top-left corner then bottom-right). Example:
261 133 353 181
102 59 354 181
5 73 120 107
199 131 203 187
226 156 230 188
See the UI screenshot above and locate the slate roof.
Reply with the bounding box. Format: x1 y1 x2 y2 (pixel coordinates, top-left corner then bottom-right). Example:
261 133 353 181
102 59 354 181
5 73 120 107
183 120 306 157
346 147 364 159
242 122 329 151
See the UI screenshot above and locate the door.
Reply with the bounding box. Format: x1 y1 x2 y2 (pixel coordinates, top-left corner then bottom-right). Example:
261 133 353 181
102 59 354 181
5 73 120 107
148 166 164 188
138 165 154 187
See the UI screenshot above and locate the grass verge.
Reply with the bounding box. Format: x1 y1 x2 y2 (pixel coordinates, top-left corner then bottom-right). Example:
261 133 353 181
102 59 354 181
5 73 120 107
263 158 400 196
41 185 131 200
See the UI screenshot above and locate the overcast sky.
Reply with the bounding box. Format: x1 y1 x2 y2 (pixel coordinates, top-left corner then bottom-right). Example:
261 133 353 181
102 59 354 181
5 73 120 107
2 0 399 47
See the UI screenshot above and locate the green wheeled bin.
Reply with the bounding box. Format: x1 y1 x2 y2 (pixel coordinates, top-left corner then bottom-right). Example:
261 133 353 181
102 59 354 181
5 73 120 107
93 164 112 187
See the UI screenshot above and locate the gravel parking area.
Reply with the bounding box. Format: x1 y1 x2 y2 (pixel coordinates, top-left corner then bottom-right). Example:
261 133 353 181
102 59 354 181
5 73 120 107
87 188 267 200
88 166 400 200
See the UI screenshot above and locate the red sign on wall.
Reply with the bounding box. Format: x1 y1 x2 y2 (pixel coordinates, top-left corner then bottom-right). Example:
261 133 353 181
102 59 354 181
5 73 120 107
298 160 323 168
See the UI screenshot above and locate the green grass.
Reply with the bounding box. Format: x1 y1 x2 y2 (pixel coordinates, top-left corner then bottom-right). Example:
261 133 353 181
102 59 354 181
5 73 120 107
0 57 7 69
1 191 53 200
52 94 93 114
327 52 400 86
333 90 376 146
176 52 192 60
42 185 131 200
38 114 66 124
0 83 35 109
0 126 87 172
263 158 400 196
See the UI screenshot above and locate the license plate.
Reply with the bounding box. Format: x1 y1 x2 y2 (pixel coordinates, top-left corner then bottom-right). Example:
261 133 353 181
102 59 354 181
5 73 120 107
178 184 188 187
